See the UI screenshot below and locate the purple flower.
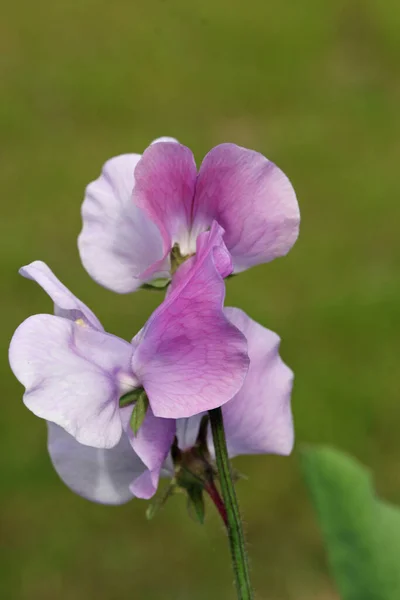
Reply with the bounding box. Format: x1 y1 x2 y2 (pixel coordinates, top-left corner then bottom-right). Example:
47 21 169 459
9 224 249 495
78 138 300 293
46 308 294 503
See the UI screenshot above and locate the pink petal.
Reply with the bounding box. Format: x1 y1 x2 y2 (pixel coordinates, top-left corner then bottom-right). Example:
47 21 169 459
121 407 175 500
78 154 168 293
48 422 145 505
193 144 300 271
220 308 294 456
20 261 103 331
131 223 249 419
133 142 198 263
9 314 133 448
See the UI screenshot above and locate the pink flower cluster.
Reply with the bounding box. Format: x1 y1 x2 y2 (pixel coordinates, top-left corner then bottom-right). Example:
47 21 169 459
9 138 299 504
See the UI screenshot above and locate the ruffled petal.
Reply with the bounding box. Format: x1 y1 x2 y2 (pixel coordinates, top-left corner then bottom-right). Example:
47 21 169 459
193 143 300 271
48 422 145 505
120 407 175 500
78 154 168 293
132 142 197 259
131 223 249 419
9 315 133 448
20 261 103 330
220 308 294 456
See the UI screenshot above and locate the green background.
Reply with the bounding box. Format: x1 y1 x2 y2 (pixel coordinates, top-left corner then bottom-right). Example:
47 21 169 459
1 1 399 598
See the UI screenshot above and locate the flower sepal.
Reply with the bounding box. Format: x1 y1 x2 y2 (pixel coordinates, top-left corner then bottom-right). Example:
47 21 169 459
145 421 226 525
174 424 226 525
146 480 176 520
186 485 205 525
119 387 150 436
140 278 171 291
129 390 149 436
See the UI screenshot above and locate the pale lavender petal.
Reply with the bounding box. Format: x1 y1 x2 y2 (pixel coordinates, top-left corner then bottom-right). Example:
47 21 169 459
152 137 179 144
176 414 204 451
120 407 175 500
132 223 249 419
159 454 175 479
133 142 197 260
220 308 294 456
20 261 103 330
48 422 145 505
192 144 300 271
9 315 134 448
78 154 169 293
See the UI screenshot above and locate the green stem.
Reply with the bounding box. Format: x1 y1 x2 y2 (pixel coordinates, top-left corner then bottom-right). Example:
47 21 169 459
208 407 254 600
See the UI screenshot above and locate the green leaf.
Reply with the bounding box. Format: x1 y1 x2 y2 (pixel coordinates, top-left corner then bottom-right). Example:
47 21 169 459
129 391 149 435
301 446 400 600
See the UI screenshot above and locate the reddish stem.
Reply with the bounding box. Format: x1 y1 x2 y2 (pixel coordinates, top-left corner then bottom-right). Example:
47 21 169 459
205 480 228 528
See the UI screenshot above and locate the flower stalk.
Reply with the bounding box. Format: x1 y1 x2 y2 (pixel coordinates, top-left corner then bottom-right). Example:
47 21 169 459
204 479 228 528
209 407 254 600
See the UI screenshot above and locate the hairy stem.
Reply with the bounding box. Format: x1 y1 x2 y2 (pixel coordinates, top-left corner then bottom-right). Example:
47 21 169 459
208 407 254 599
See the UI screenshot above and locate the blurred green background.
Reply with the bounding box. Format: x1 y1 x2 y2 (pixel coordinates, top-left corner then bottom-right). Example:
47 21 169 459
1 1 400 598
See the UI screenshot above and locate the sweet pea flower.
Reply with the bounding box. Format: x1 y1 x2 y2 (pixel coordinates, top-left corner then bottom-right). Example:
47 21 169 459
46 307 294 504
78 138 300 293
9 224 250 497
